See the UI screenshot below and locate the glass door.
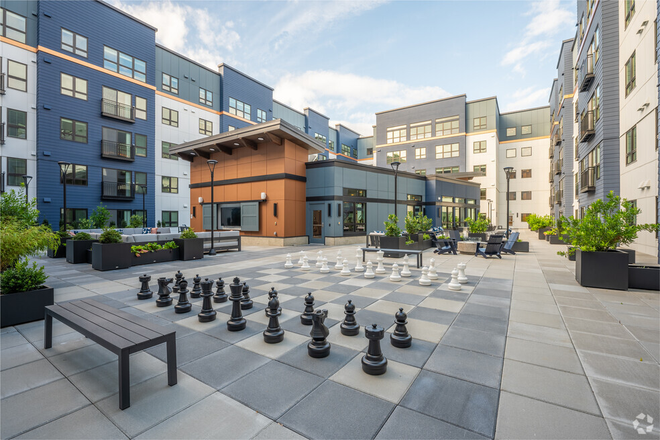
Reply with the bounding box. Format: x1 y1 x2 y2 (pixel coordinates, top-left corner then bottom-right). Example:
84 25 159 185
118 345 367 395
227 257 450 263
311 209 323 243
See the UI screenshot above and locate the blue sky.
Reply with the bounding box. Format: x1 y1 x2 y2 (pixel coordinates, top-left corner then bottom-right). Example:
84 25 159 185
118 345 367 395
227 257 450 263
112 0 578 135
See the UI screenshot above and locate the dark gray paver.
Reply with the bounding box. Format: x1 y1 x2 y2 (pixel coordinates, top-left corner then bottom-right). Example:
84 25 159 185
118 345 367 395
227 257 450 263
452 312 508 336
277 342 359 378
201 320 263 344
425 344 503 389
146 332 228 365
461 303 509 320
375 338 436 368
440 326 506 357
467 294 511 308
430 290 470 302
376 406 487 439
407 306 456 325
381 291 426 306
1 343 44 371
355 309 394 328
330 294 379 309
281 316 339 336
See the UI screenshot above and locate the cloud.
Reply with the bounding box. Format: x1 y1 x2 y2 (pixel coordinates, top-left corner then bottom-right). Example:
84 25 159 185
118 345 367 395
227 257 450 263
503 86 552 112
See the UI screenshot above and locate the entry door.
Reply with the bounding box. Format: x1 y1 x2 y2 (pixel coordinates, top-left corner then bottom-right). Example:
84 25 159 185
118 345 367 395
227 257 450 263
311 209 324 244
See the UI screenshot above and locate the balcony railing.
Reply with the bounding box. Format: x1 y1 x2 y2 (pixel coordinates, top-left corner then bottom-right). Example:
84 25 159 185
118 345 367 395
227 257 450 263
549 145 554 159
549 170 554 183
549 195 554 207
580 167 596 193
0 122 5 145
580 110 595 142
554 159 562 175
101 99 135 122
0 73 5 95
102 140 135 161
579 53 595 92
101 182 135 200
553 128 562 146
555 189 563 205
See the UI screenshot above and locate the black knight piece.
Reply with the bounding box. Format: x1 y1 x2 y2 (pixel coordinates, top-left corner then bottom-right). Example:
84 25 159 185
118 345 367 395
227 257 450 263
174 279 192 314
264 287 279 316
174 270 183 289
300 293 315 325
155 277 174 307
340 300 360 336
390 308 412 348
227 277 247 331
137 274 153 300
362 323 388 375
213 278 227 303
198 278 217 322
190 274 202 298
307 309 330 358
240 282 253 310
263 293 285 343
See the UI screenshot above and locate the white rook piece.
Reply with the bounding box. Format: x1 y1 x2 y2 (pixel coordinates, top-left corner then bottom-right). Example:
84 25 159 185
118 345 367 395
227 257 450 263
364 261 375 279
419 267 431 286
355 248 365 272
401 254 411 277
448 268 462 291
284 254 293 269
320 257 330 273
428 258 438 280
340 258 351 276
457 262 468 284
316 250 324 268
390 263 401 282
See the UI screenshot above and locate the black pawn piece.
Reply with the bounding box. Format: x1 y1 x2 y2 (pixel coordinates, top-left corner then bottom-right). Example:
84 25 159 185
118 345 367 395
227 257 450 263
137 274 153 300
362 323 387 375
190 274 202 298
174 279 192 314
263 293 285 343
227 277 247 331
198 278 217 322
308 310 331 358
174 271 183 289
156 277 174 307
213 278 227 303
264 287 279 316
390 308 412 348
300 293 315 325
340 300 360 336
240 282 253 310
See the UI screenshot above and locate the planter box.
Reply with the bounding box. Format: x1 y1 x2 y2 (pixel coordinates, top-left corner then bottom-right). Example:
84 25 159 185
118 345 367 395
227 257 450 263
47 245 66 259
536 227 552 240
567 247 576 261
130 248 180 266
511 241 529 252
86 249 93 264
628 264 660 291
576 249 628 290
379 236 432 257
468 233 487 242
547 235 567 245
66 239 98 264
618 249 635 264
92 242 132 271
1 286 54 328
174 238 204 261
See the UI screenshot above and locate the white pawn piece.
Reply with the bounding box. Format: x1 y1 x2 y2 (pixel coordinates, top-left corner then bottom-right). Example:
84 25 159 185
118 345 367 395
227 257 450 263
457 262 468 284
364 261 375 279
320 257 330 273
400 254 411 277
419 266 431 286
297 251 305 266
448 268 462 291
301 255 311 271
340 258 351 276
284 253 293 269
428 258 439 280
390 263 401 282
335 252 344 270
355 247 365 272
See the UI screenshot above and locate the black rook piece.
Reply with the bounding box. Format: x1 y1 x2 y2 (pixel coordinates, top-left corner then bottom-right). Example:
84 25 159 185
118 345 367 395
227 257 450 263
264 287 278 316
137 274 153 300
174 271 183 289
390 308 412 348
300 293 315 325
240 282 253 310
190 274 202 298
227 277 247 331
307 309 330 358
263 293 285 343
362 323 387 375
174 279 192 314
213 278 227 303
340 300 360 336
156 277 174 307
198 278 217 322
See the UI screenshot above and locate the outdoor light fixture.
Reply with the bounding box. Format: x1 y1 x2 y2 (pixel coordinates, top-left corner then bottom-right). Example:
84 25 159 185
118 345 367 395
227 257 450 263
198 197 204 203
257 137 264 141
139 184 147 228
390 161 401 219
261 192 267 200
503 166 514 236
207 159 218 255
21 175 32 204
234 142 240 146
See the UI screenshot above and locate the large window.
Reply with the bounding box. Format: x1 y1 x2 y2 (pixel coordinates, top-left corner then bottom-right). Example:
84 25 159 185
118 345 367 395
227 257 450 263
60 164 88 186
162 73 178 94
199 119 213 136
7 158 26 186
7 60 26 92
199 88 213 106
220 205 241 227
507 192 517 201
315 133 327 144
257 109 267 123
521 191 532 200
506 148 516 158
102 127 131 158
595 144 601 179
386 150 406 164
625 51 636 97
386 126 406 144
415 169 426 176
410 122 431 140
162 211 178 227
625 125 636 164
162 107 178 127
103 87 132 120
135 97 147 120
135 134 147 157
329 140 335 151
473 117 487 130
162 141 178 160
60 118 87 143
341 144 351 156
473 140 487 153
103 46 146 82
61 73 87 100
436 166 459 174
135 172 147 196
1 8 26 44
473 165 486 173
102 168 132 198
521 147 532 157
480 188 487 200
343 202 366 234
7 109 26 139
61 29 87 57
593 26 600 63
161 176 178 194
594 85 601 121
415 147 426 159
435 143 459 158
625 0 635 27
229 97 251 120
61 208 88 226
521 169 532 178
521 125 532 135
436 116 459 136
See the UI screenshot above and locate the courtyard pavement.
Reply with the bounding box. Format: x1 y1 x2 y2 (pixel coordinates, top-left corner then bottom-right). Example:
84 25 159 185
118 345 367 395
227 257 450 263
1 230 658 439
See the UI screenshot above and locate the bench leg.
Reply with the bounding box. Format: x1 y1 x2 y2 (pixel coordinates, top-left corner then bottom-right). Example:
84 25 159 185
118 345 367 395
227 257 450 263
166 336 177 386
44 312 53 349
362 250 366 263
119 350 130 410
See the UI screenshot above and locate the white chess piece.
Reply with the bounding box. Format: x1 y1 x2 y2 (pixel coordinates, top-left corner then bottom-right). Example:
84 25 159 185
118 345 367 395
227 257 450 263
301 255 311 271
355 248 364 272
316 250 324 268
428 258 438 280
364 261 375 279
340 258 351 276
457 262 468 284
419 266 431 286
335 252 343 270
390 263 401 282
284 253 293 269
375 250 386 274
448 268 462 291
401 254 411 277
320 257 330 273
297 251 305 266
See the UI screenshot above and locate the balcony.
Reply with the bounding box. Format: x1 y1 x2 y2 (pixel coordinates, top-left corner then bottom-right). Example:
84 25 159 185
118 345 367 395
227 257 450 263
549 145 554 159
0 73 5 95
553 129 562 146
549 195 554 207
579 53 595 92
580 110 595 142
549 170 554 183
102 140 135 161
555 189 563 205
580 167 596 193
554 159 562 175
0 122 5 145
101 99 134 123
101 182 135 201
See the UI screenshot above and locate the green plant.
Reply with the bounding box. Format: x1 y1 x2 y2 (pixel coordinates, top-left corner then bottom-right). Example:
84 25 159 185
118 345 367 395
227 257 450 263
163 241 178 250
99 228 122 244
109 220 116 227
157 220 162 228
72 232 92 241
179 228 198 239
527 214 554 231
466 213 490 234
0 220 60 271
56 229 73 246
1 259 48 294
403 212 433 237
129 214 143 228
90 204 111 229
77 218 93 229
423 233 430 240
0 188 39 226
384 214 401 237
405 239 414 245
119 219 128 228
131 241 178 256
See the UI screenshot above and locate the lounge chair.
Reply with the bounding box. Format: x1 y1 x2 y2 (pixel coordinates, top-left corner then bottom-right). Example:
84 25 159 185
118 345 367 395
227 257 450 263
475 234 504 259
501 232 520 255
433 232 457 255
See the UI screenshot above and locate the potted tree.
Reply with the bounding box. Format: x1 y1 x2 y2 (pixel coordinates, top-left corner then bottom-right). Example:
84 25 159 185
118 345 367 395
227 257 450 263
528 214 554 239
466 213 490 242
66 232 98 264
174 228 204 260
91 228 132 271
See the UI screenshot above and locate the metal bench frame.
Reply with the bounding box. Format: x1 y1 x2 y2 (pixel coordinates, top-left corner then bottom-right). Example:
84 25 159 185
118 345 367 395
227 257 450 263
361 247 423 268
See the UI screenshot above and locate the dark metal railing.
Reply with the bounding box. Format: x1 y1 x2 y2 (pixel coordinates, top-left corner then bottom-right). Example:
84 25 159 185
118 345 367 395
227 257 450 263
101 99 134 122
580 110 595 142
555 189 563 205
554 159 562 175
549 170 554 183
549 145 554 159
102 140 134 161
101 182 134 200
580 167 595 193
579 53 595 92
0 122 5 145
0 73 5 95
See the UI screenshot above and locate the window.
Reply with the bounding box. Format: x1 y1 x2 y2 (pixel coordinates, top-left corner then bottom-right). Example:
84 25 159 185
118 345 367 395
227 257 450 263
343 202 366 234
102 127 132 159
227 125 236 131
61 73 87 100
386 126 406 144
508 170 517 179
162 176 178 194
436 116 459 136
135 172 147 194
473 165 486 173
257 109 267 123
473 140 487 153
61 29 87 57
435 143 459 158
507 192 516 201
135 97 146 120
341 144 351 156
162 211 178 228
521 169 532 178
521 125 532 135
229 97 251 120
162 73 178 94
199 119 213 136
507 127 516 136
103 46 146 82
595 143 601 179
7 60 27 92
329 140 335 151
7 109 26 139
162 142 178 161
480 188 487 200
7 158 26 186
135 134 147 157
162 107 178 127
407 194 422 201
344 188 367 197
386 150 406 164
415 169 426 175
473 117 487 130
625 51 636 96
199 88 213 106
410 122 431 140
594 85 601 121
102 87 133 120
352 148 357 158
506 148 516 158
1 9 26 44
521 147 532 157
521 191 532 200
625 0 635 27
521 213 531 222
625 125 636 164
315 133 327 145
593 26 600 63
415 147 426 159
60 164 88 186
436 167 459 174
61 208 88 226
60 118 87 143
102 168 132 198
366 148 373 156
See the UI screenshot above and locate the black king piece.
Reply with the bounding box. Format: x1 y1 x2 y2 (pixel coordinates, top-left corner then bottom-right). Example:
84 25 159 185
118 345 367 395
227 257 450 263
227 277 247 331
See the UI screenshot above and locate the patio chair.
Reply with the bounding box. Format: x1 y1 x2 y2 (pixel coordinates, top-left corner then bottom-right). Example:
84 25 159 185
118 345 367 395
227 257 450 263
501 231 519 255
475 234 505 259
434 236 457 255
447 230 461 242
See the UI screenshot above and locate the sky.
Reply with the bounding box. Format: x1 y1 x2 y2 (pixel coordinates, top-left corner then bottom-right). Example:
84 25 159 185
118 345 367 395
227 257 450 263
110 0 578 136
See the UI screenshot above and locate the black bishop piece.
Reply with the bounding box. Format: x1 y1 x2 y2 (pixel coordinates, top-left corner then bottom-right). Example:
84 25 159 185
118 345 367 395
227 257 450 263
155 277 174 307
137 274 153 300
362 323 387 375
263 293 284 343
390 308 412 348
174 279 192 314
174 271 184 289
190 274 202 298
300 293 315 325
198 278 217 322
340 300 360 336
240 282 253 310
307 310 330 358
227 277 247 331
213 278 227 303
264 287 279 316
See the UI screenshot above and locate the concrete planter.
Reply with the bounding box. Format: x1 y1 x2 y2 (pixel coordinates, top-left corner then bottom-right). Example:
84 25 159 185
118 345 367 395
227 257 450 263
131 248 180 266
576 249 628 291
174 238 204 261
66 239 98 264
468 233 488 242
618 249 636 264
511 241 529 252
547 235 567 245
379 236 432 257
92 242 132 271
536 227 552 240
0 286 54 328
628 265 660 291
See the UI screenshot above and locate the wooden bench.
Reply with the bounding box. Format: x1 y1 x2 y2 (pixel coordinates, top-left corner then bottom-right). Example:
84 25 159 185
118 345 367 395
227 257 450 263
44 299 177 410
361 248 423 268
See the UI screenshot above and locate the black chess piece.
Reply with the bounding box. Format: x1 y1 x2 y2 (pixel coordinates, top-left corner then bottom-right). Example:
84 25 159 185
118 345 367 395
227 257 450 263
198 278 217 322
190 274 202 298
213 278 227 303
174 270 183 289
300 293 315 325
263 293 285 343
156 277 174 307
390 308 412 348
174 279 192 314
362 323 387 375
227 277 247 331
264 287 279 316
340 300 360 336
137 274 153 300
240 282 253 310
307 309 330 358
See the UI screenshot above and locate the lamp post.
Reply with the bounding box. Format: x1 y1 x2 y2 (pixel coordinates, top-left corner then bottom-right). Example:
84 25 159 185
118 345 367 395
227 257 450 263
503 167 514 237
139 184 147 228
486 198 493 223
58 162 71 230
207 159 218 256
390 161 401 220
22 175 32 205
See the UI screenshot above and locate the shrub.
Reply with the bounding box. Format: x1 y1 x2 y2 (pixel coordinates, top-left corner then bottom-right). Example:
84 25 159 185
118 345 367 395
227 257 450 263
163 241 178 250
157 220 162 228
1 259 48 294
72 232 92 241
527 214 554 231
129 214 143 228
99 228 122 244
466 213 490 234
56 229 73 246
77 218 93 229
90 204 111 229
0 188 39 226
180 228 198 239
384 214 401 237
131 241 178 256
0 220 60 271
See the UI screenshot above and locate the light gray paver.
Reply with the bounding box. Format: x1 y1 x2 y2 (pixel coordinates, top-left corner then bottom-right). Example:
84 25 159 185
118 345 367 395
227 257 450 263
15 405 128 439
376 406 487 439
504 337 583 374
1 358 64 399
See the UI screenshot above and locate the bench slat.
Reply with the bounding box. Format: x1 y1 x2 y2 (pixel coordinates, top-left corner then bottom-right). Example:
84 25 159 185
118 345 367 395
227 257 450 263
361 248 422 253
46 305 133 351
59 303 150 345
73 301 163 340
83 299 172 336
